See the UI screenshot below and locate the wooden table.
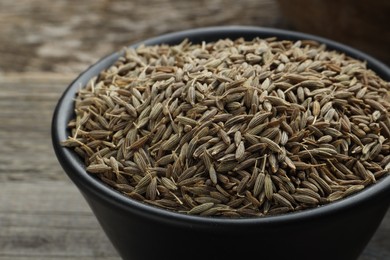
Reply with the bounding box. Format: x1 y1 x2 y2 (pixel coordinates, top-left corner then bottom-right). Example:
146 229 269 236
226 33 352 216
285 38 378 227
0 1 388 259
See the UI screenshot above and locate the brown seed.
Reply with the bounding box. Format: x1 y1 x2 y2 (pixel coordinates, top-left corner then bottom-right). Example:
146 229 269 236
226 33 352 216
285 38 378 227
259 137 283 153
235 141 245 160
264 173 274 200
247 111 272 129
327 191 345 202
176 115 198 126
86 164 111 173
187 202 215 215
265 95 291 107
63 37 390 217
161 134 180 151
292 194 319 205
343 185 365 197
296 188 321 200
161 177 178 190
128 135 150 151
273 193 294 209
209 164 218 185
146 177 158 200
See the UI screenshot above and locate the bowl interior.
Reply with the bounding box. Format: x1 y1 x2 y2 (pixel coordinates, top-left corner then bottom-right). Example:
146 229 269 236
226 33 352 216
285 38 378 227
52 25 390 226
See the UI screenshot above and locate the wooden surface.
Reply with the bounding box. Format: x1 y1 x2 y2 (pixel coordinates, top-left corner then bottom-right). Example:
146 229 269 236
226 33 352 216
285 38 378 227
0 1 388 259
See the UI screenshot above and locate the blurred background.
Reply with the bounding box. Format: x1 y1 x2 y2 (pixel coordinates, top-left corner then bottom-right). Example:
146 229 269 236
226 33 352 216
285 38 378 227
1 0 389 75
0 0 389 259
277 0 390 66
0 0 282 74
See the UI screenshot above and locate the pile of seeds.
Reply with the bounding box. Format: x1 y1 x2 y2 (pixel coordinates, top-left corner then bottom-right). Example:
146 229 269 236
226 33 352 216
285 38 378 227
62 37 390 217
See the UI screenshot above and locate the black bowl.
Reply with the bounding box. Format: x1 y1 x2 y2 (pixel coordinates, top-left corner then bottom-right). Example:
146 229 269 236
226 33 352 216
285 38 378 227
52 26 390 260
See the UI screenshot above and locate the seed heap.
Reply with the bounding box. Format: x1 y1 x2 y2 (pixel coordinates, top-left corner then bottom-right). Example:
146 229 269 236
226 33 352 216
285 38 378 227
62 37 390 217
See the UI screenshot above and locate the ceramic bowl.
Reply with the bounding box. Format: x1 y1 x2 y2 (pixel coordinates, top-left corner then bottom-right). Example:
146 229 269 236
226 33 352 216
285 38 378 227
52 26 390 260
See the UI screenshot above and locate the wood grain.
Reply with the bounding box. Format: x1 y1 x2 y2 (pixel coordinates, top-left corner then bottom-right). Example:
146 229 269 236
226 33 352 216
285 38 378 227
0 0 388 259
0 0 281 74
0 181 120 259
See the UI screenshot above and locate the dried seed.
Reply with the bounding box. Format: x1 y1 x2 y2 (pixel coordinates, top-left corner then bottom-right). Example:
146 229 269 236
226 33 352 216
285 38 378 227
63 37 390 217
176 115 198 126
292 194 319 205
161 134 180 151
343 185 365 197
187 202 215 215
247 111 272 129
259 137 283 153
264 173 274 200
86 164 111 173
161 177 177 190
235 141 245 160
273 193 293 209
146 177 158 200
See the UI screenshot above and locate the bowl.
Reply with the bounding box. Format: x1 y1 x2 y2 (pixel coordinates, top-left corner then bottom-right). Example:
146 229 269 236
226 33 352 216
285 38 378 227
52 26 390 260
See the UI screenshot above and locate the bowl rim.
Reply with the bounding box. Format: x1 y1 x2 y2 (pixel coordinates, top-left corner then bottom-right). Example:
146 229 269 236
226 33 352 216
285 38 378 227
52 25 390 228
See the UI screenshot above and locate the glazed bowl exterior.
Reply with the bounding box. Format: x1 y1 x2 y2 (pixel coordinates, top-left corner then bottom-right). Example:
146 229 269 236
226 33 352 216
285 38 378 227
52 26 390 260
